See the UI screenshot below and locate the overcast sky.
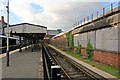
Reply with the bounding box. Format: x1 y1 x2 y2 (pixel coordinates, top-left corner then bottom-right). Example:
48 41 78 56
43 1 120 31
0 0 118 31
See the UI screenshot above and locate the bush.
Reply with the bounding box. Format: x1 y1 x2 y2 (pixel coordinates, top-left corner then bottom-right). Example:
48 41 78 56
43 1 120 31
76 41 81 54
86 40 93 60
66 32 70 49
66 32 74 50
69 33 74 49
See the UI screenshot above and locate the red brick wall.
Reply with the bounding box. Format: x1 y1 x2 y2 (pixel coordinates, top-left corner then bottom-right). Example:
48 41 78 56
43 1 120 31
81 48 87 56
50 35 66 50
80 48 120 68
93 50 119 68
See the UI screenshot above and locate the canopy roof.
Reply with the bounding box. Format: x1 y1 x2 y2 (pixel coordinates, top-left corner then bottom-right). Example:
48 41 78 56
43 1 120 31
4 23 47 40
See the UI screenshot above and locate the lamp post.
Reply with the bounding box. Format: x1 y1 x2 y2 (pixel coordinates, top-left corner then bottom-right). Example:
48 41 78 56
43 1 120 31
6 0 9 67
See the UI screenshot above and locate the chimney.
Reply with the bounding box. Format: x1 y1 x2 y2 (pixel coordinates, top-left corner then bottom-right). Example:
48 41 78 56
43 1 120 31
1 16 4 23
1 16 4 35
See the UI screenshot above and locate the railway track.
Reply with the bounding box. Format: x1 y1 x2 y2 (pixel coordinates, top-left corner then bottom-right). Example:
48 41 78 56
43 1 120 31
46 45 107 80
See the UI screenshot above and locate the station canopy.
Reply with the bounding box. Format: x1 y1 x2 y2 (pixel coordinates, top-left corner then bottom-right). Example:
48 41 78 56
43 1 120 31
4 23 47 40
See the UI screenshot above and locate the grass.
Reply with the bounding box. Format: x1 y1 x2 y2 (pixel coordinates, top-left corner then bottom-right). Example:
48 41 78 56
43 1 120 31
64 50 120 79
50 45 120 78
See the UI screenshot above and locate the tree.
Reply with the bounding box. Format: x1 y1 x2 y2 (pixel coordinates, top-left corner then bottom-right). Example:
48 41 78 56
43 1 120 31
66 32 74 49
76 41 81 54
86 40 93 60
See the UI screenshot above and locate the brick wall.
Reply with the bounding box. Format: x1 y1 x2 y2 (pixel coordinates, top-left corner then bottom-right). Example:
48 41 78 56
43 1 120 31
93 50 119 68
80 48 120 68
81 48 87 56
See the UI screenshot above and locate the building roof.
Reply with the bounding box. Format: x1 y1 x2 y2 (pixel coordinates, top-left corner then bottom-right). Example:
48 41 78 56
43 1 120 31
4 23 47 34
10 23 47 29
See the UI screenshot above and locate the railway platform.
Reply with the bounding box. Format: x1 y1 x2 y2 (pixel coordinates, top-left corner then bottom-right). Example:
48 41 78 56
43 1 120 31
1 45 43 80
49 45 118 80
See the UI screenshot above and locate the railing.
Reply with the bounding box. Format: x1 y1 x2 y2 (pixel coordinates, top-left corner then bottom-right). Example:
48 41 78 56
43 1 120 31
0 43 31 54
73 1 120 28
41 43 61 80
0 45 19 54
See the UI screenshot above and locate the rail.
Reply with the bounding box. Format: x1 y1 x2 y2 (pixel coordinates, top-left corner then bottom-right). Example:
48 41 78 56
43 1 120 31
41 43 61 80
48 46 108 80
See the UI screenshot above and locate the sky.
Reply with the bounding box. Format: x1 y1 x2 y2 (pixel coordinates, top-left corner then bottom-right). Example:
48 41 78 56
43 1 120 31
0 0 119 31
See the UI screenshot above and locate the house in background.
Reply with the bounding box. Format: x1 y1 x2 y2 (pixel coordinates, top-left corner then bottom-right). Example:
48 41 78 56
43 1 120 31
0 16 7 47
0 16 19 48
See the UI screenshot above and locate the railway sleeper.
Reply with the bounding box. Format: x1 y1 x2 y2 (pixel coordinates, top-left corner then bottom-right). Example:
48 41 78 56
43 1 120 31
68 71 80 75
71 77 92 80
47 46 102 80
70 75 91 79
65 69 78 72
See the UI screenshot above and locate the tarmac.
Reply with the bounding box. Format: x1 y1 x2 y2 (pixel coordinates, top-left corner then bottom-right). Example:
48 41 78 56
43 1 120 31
49 45 118 80
1 45 43 80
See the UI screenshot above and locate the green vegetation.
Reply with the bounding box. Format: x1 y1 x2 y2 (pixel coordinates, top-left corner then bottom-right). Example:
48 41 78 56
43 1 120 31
64 50 120 79
69 33 74 49
66 32 70 49
66 32 74 49
75 41 81 54
86 40 93 60
51 39 120 79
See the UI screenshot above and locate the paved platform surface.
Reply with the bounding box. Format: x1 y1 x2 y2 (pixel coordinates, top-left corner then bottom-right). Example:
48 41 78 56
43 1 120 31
49 45 118 80
1 46 43 79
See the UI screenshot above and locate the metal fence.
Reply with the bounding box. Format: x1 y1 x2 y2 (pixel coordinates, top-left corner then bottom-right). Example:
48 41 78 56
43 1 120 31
0 43 30 54
0 45 19 54
74 1 120 27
